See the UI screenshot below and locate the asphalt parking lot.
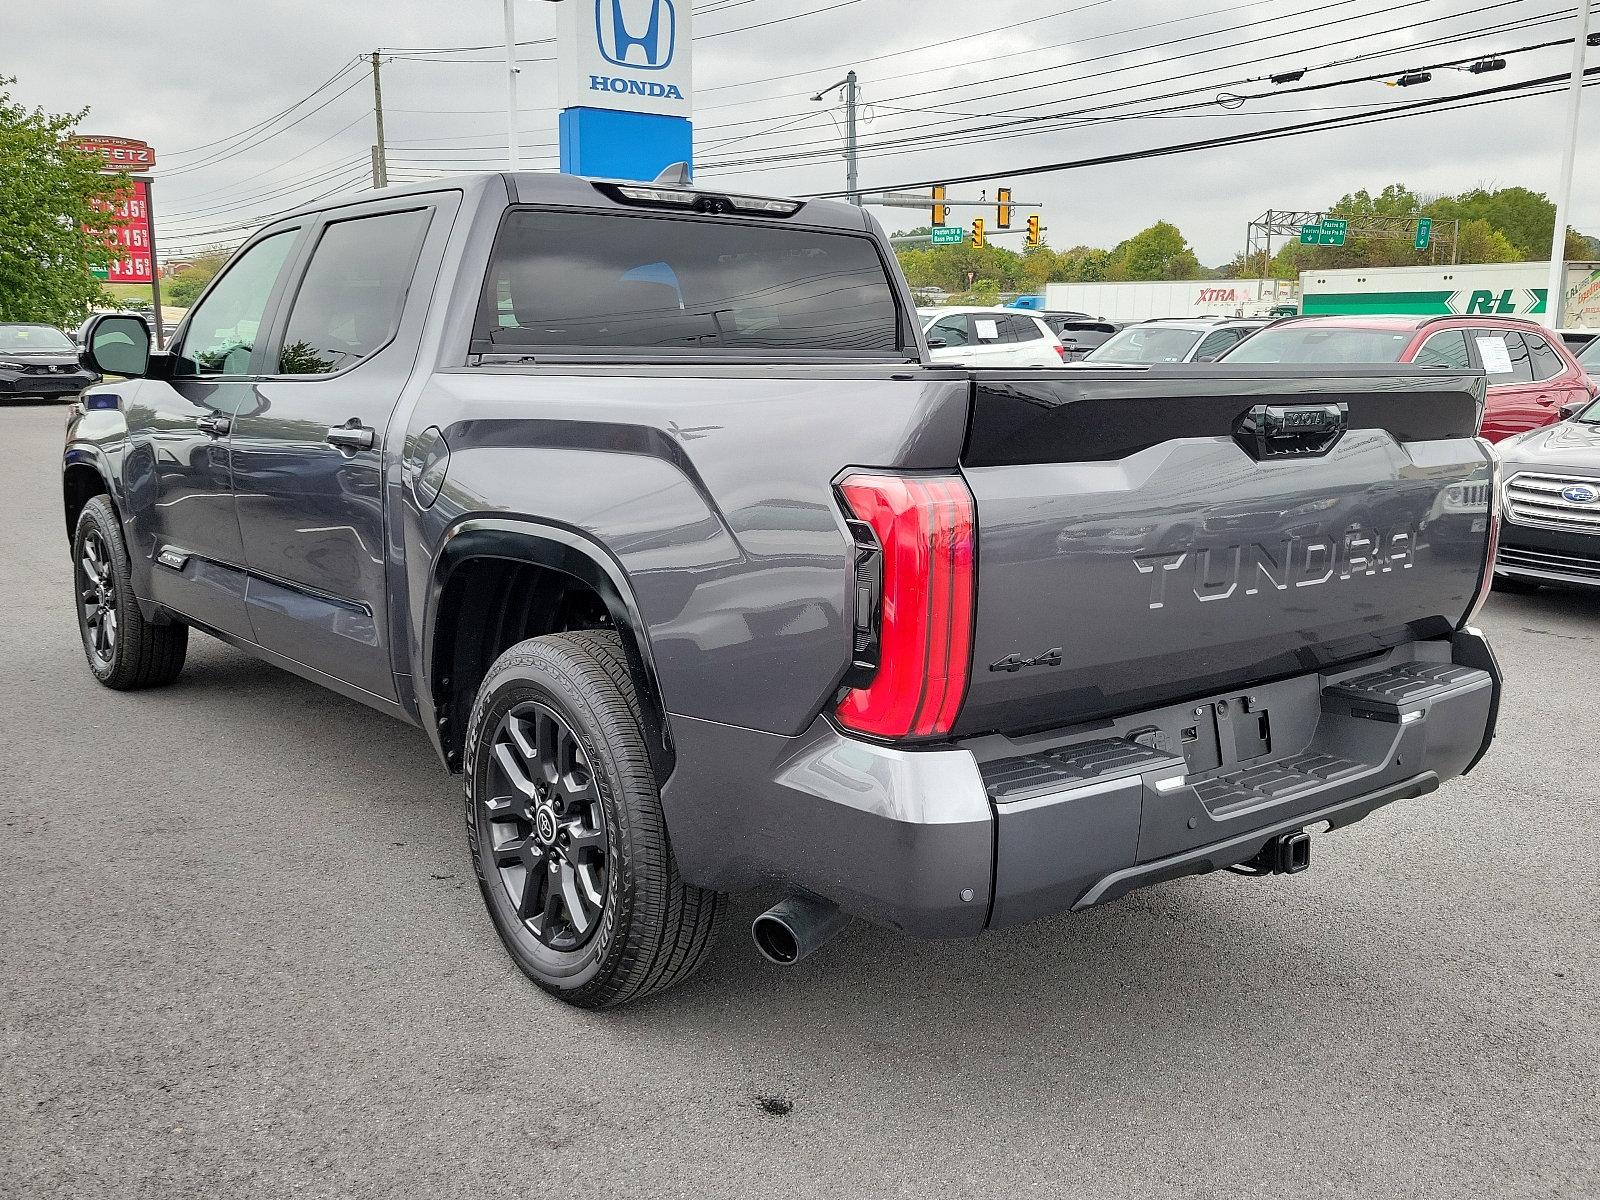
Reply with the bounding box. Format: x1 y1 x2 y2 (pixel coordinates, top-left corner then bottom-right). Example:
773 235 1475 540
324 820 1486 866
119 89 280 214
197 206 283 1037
2 399 1595 1200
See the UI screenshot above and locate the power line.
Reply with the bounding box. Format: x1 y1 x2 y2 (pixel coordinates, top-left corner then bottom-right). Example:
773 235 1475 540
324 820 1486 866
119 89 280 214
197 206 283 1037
698 0 1578 172
801 65 1600 198
157 71 370 178
161 57 363 160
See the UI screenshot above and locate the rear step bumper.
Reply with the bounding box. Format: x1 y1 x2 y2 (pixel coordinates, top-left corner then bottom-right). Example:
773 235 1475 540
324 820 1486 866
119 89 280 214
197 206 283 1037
1070 771 1438 911
658 629 1499 939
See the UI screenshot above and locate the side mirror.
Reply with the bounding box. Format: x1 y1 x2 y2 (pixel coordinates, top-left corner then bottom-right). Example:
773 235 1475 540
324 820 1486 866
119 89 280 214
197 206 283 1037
81 312 151 378
1559 398 1586 420
1194 353 1220 363
926 337 948 349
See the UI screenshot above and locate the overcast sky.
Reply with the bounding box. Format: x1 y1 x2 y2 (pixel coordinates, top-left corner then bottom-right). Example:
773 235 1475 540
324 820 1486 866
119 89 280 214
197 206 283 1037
8 0 1598 265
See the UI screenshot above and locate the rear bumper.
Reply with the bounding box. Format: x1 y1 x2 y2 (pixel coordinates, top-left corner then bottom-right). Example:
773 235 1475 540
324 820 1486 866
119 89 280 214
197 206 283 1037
659 630 1499 938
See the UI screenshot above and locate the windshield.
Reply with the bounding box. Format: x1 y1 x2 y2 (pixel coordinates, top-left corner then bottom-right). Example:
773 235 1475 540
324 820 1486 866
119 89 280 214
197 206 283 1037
1086 325 1203 363
1221 326 1413 363
0 325 73 353
1577 337 1600 368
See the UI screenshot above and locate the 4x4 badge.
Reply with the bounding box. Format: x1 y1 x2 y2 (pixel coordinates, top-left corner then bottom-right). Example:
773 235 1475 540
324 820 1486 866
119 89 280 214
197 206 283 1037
989 648 1063 673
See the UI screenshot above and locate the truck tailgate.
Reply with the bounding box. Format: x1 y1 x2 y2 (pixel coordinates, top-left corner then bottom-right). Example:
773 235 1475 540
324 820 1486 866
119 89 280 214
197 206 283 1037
956 366 1492 737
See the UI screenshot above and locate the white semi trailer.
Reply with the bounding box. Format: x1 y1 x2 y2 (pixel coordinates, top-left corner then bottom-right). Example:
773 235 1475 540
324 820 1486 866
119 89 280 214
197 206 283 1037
1040 279 1294 321
1299 261 1600 329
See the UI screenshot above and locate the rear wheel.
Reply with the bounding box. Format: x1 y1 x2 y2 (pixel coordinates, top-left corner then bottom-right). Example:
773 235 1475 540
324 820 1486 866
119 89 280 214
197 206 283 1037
463 630 725 1009
72 495 187 688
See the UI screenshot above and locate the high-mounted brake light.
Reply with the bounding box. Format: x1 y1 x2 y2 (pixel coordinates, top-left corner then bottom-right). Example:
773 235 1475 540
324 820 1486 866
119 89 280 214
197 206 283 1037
835 473 976 739
613 185 699 208
609 184 803 216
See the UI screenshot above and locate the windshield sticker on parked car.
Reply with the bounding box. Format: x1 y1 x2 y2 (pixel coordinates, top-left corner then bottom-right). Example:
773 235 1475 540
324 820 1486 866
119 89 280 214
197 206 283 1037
1475 335 1513 375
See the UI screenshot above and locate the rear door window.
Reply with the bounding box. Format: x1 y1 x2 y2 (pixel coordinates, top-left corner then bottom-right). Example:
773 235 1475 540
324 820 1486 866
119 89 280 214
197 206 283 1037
1473 331 1533 383
1002 315 1043 342
277 208 432 375
476 209 903 356
970 315 1004 344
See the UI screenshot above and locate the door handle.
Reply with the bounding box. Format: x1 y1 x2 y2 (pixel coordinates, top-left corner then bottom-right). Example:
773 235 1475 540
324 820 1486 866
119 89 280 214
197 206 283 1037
326 420 376 452
195 414 231 437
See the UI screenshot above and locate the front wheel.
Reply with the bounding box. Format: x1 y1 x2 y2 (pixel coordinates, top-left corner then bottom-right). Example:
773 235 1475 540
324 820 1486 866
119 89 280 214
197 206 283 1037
463 630 725 1009
72 495 187 689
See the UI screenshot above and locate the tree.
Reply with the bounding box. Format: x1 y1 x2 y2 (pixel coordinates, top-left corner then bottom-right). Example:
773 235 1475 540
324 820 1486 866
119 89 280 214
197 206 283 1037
0 77 121 325
1104 222 1201 281
164 253 228 307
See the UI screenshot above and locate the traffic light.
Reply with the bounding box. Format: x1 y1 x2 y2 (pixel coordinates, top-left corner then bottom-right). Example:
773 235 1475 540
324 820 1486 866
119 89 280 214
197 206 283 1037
931 184 947 227
996 187 1012 229
971 217 985 248
1026 214 1041 248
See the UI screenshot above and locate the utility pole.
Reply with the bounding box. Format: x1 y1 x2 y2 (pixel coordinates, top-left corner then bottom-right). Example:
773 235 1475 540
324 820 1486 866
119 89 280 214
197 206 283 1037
843 70 859 205
370 51 388 188
811 70 861 204
1546 4 1590 327
503 0 521 170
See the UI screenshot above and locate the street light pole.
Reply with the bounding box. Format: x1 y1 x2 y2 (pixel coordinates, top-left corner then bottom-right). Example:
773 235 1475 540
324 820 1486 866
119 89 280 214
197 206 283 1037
811 71 861 205
503 0 521 170
1545 4 1591 327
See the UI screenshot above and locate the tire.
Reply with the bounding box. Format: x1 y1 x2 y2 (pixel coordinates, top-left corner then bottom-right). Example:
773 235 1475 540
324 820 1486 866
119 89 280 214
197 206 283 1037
463 629 725 1009
72 495 187 689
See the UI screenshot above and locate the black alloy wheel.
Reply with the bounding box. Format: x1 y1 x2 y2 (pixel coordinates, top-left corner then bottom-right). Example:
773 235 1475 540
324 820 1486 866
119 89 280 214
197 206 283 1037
483 701 609 951
463 630 726 1008
70 495 187 689
76 527 118 666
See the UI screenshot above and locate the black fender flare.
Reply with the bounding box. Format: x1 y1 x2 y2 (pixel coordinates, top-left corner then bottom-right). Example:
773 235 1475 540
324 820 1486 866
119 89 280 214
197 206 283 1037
61 443 119 539
424 517 675 781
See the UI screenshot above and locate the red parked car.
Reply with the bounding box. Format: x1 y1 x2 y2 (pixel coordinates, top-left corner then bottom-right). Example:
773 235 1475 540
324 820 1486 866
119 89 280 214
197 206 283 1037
1220 315 1599 441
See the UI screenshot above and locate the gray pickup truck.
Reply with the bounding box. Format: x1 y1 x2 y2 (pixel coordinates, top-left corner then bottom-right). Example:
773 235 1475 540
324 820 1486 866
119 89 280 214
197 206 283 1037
66 172 1501 1008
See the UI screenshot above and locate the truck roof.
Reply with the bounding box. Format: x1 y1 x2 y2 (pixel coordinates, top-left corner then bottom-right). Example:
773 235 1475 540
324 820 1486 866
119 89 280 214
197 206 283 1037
264 170 871 233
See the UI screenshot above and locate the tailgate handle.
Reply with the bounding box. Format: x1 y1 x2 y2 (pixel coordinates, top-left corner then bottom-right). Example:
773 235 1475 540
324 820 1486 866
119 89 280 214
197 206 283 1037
1234 402 1348 460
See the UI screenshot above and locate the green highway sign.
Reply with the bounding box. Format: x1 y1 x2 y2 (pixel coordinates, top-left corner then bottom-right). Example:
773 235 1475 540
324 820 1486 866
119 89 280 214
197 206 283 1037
1415 217 1432 250
930 225 964 245
1300 217 1348 247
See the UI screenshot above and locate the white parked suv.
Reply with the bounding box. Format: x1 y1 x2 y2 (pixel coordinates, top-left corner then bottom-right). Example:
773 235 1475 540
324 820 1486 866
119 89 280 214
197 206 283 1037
920 307 1065 367
1084 316 1271 365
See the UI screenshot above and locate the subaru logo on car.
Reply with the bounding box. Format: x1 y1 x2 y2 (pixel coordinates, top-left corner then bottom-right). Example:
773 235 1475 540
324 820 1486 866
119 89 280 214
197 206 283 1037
595 0 675 70
1561 483 1598 504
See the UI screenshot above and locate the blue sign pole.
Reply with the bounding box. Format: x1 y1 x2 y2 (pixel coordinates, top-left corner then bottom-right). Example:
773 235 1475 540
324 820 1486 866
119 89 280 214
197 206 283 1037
558 0 694 180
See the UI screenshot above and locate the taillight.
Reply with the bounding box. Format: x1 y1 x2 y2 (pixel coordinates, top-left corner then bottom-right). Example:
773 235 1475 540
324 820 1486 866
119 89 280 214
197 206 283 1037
835 473 976 739
1462 437 1502 627
1052 341 1066 360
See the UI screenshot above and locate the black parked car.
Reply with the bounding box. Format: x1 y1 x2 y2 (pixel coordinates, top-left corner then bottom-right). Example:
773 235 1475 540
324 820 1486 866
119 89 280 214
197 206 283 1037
1044 317 1121 361
0 324 101 402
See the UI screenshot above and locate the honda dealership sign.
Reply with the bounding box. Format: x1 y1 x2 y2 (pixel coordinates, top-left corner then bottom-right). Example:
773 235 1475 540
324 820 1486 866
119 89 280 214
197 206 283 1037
558 0 694 181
